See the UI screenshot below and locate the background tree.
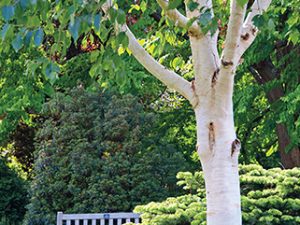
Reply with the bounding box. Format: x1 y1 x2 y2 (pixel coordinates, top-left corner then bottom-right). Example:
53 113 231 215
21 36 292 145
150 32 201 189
25 87 188 224
0 158 28 225
133 164 300 225
235 0 300 168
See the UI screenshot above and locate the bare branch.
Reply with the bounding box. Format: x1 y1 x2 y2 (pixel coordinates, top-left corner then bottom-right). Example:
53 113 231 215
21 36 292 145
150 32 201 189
221 0 247 67
157 0 202 38
236 0 272 59
102 0 197 107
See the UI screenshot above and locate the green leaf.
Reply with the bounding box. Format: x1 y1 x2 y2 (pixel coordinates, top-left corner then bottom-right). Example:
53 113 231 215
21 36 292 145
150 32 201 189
140 1 147 12
288 30 300 45
117 10 126 25
168 0 182 10
90 50 100 63
1 5 15 22
20 0 29 9
34 28 44 46
45 62 60 84
12 34 23 52
237 0 248 7
27 15 40 27
253 15 266 29
94 14 101 31
1 23 10 40
187 1 199 11
116 32 129 48
24 30 33 46
266 145 276 157
89 63 100 78
198 10 212 27
68 17 81 41
172 57 184 69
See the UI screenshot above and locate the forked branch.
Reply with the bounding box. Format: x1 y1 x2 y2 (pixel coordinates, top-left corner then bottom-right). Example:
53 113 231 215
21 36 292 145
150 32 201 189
221 0 247 67
237 0 272 59
102 0 197 107
157 0 202 37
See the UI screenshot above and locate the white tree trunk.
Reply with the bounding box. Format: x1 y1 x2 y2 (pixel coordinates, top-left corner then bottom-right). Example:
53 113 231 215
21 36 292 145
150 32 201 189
102 1 272 224
195 102 241 225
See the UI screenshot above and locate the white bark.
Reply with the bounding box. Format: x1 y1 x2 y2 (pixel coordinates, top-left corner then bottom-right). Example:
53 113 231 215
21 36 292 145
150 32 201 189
102 1 273 224
237 0 273 60
222 1 247 67
102 0 198 107
156 0 202 37
124 25 197 106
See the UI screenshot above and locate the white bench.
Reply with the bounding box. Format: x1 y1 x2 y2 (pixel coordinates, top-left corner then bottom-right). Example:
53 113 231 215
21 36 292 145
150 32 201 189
56 212 140 225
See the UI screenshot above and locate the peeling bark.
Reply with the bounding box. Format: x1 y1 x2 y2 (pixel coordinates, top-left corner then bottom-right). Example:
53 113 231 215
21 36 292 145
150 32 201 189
102 0 273 224
231 139 241 157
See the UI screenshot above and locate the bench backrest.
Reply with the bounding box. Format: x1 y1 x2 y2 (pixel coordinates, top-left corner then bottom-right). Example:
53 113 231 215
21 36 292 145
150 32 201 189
56 212 141 225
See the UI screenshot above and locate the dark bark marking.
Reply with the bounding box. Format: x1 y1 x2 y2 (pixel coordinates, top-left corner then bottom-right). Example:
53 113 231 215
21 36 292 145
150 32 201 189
221 59 234 67
208 122 215 152
251 27 257 36
191 79 196 92
188 30 201 39
241 33 250 41
231 139 241 157
211 68 220 87
191 79 200 109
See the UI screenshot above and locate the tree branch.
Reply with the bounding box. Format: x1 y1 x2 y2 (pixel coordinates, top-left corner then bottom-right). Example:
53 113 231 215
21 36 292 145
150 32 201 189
156 0 202 38
221 0 247 67
124 25 197 106
236 0 272 59
102 0 197 107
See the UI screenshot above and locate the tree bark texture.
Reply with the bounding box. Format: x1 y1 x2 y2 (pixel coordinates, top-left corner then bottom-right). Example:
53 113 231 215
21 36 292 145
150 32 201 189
103 0 273 224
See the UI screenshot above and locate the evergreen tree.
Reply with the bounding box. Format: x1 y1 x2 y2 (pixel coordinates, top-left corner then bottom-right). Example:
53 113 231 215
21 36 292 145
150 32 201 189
25 87 187 224
0 158 28 225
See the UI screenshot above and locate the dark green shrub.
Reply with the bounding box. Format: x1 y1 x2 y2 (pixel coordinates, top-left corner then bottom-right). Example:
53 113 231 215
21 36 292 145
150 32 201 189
0 158 28 225
24 88 188 224
134 164 300 225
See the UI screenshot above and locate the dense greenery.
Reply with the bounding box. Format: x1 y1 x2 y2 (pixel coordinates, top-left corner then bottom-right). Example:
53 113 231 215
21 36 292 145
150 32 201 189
0 0 299 168
24 87 188 224
0 158 28 225
0 0 299 224
133 164 300 225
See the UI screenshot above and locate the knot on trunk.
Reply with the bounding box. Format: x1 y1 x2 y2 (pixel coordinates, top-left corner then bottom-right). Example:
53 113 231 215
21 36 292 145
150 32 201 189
231 138 241 157
221 59 234 68
211 68 220 88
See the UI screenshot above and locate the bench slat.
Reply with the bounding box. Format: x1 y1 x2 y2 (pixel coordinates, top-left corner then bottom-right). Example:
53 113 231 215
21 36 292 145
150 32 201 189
117 218 122 225
57 212 141 225
62 213 140 220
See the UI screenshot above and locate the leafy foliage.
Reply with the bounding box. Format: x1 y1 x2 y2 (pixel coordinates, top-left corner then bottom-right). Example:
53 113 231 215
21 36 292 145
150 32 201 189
236 0 300 164
133 164 300 225
0 157 28 225
24 87 188 224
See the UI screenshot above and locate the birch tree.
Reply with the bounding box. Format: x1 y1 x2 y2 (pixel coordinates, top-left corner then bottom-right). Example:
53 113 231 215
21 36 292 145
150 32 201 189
0 0 273 224
101 0 272 224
